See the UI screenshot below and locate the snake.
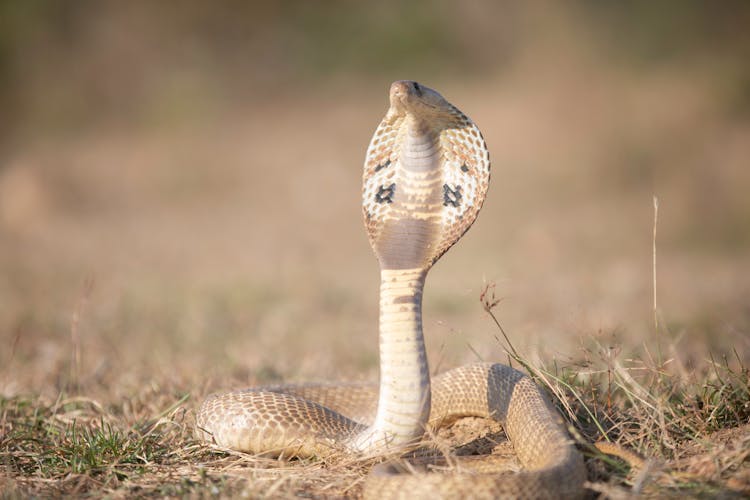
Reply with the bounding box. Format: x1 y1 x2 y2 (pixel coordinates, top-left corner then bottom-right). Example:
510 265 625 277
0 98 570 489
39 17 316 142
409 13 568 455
196 81 586 498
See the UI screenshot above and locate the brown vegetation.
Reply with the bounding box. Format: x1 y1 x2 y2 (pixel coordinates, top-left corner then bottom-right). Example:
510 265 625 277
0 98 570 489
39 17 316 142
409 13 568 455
1 2 748 497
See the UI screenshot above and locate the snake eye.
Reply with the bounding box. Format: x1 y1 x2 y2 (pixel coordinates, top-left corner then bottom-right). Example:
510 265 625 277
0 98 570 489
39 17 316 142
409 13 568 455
412 82 423 97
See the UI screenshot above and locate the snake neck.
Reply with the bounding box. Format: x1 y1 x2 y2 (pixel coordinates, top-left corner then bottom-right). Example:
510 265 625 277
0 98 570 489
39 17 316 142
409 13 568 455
354 116 440 451
354 93 480 452
401 117 440 172
350 267 430 452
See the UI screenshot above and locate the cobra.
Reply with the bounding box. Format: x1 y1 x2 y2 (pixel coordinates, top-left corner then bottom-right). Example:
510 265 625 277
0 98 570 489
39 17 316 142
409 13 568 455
197 81 585 499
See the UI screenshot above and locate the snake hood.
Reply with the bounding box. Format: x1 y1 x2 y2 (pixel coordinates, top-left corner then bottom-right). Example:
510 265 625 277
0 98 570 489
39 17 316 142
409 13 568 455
364 80 491 269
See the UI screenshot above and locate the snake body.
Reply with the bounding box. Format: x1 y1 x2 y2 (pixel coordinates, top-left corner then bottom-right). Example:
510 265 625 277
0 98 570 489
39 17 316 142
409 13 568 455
197 81 585 498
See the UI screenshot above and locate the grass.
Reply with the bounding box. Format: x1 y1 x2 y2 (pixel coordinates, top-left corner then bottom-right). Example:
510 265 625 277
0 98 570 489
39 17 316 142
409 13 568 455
569 348 749 496
479 284 750 497
1 297 748 498
0 392 238 498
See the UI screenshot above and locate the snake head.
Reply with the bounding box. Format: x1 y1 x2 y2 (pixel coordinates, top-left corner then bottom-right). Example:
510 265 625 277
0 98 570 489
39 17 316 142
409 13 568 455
388 81 449 118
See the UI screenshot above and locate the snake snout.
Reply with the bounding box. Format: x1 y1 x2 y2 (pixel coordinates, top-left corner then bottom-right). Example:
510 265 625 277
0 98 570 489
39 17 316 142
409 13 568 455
389 80 424 109
389 80 448 116
389 81 409 106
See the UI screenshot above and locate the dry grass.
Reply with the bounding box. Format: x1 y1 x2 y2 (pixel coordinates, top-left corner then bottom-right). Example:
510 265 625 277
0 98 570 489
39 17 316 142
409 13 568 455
2 259 748 498
1 304 748 498
1 5 749 496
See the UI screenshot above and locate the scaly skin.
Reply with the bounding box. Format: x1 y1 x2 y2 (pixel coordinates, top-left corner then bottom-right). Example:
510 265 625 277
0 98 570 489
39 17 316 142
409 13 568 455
196 81 585 498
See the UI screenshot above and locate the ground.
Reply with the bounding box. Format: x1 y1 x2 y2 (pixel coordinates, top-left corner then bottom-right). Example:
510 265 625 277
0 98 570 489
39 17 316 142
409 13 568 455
1 27 749 498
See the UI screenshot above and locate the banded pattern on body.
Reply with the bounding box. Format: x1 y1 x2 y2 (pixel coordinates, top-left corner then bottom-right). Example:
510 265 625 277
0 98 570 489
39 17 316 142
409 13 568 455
196 81 585 499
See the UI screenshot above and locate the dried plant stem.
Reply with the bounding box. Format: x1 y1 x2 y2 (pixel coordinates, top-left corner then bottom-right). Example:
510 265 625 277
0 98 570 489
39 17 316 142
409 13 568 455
652 195 659 334
69 278 94 393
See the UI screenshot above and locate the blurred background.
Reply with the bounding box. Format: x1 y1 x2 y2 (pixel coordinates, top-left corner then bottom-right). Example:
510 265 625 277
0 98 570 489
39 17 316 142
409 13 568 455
1 1 749 397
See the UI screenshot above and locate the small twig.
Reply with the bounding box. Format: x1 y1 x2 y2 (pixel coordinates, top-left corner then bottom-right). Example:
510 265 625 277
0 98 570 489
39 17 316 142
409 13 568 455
479 282 519 359
479 282 608 436
652 195 659 334
69 277 95 394
465 342 485 363
652 195 664 367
